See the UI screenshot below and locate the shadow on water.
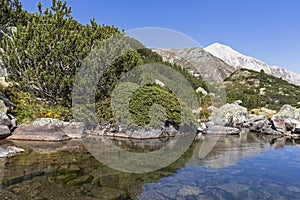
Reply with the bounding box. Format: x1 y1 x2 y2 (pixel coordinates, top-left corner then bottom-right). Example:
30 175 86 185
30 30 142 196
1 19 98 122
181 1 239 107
0 132 299 199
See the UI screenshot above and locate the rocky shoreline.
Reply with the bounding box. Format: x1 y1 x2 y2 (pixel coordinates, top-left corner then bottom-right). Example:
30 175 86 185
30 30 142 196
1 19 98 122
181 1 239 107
1 94 300 158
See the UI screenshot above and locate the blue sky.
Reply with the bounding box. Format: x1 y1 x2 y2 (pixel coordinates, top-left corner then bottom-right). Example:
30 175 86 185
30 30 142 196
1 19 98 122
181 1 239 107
21 0 300 73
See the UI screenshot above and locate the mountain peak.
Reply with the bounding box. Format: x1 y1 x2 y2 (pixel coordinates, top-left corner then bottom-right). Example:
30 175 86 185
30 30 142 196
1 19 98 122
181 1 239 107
206 42 234 50
204 43 300 86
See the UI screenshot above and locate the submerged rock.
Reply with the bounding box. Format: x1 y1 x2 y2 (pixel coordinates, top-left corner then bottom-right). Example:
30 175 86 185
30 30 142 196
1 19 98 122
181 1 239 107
0 145 25 158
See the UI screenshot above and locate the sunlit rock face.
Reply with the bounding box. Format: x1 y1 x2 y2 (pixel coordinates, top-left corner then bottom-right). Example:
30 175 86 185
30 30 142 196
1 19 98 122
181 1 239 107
204 43 300 86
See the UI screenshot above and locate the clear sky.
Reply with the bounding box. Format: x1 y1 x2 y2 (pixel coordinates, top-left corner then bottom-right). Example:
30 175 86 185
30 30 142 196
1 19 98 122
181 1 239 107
20 0 300 73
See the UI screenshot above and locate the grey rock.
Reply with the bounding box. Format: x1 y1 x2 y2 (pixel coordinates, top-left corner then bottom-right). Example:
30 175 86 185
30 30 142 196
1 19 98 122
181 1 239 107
178 186 203 196
271 105 300 132
0 125 10 138
0 100 7 115
33 118 64 126
211 103 248 127
0 94 15 110
92 124 189 139
261 127 283 136
0 146 24 158
109 125 179 139
7 146 25 154
203 125 240 135
0 114 11 127
32 118 85 139
196 87 208 96
8 114 17 130
8 124 71 141
249 115 270 132
0 147 9 158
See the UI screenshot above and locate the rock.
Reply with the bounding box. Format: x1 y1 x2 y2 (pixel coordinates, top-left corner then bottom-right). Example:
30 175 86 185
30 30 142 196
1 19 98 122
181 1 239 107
7 146 25 154
0 99 14 130
62 122 86 139
7 124 71 141
8 114 17 131
196 87 208 96
0 125 10 139
234 100 243 105
0 114 11 127
0 147 9 158
271 105 300 132
293 126 300 134
261 127 283 135
0 100 8 114
32 118 85 139
0 77 9 87
0 146 25 158
111 125 179 139
90 124 191 139
248 115 270 132
154 79 165 87
0 94 15 111
202 125 240 135
33 118 64 126
210 103 248 127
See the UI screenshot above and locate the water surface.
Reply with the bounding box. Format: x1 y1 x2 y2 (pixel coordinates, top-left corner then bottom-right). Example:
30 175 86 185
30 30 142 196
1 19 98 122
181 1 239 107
0 133 299 199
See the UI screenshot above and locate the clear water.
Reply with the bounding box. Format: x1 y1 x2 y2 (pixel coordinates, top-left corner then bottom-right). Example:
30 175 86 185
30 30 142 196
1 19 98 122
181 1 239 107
0 133 299 199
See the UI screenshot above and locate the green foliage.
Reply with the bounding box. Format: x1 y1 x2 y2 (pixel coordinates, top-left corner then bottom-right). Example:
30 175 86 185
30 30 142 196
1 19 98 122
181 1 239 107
0 0 28 27
111 82 196 129
129 85 182 127
0 86 71 124
1 0 119 107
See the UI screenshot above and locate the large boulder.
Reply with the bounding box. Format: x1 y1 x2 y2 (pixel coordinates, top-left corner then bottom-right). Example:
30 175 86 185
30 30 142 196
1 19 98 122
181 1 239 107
90 124 184 139
210 103 248 127
248 115 271 132
271 105 300 133
7 124 71 141
202 125 240 135
32 118 86 139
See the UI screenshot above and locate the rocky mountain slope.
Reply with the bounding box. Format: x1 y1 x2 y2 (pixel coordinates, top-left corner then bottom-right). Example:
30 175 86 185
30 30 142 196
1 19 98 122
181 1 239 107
204 43 300 86
153 48 235 81
155 46 300 110
224 68 300 110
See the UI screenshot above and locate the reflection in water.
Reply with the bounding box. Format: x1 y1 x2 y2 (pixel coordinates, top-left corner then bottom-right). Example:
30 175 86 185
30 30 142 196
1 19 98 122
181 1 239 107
189 133 268 168
0 133 299 199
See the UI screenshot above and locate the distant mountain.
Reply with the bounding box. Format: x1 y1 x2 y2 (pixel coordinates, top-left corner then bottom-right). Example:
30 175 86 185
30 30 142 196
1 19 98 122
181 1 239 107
153 47 235 81
204 43 300 86
154 46 300 110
